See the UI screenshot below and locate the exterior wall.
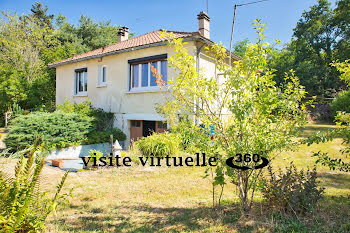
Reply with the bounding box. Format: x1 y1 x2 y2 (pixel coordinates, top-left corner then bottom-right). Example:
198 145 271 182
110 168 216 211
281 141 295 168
56 42 198 148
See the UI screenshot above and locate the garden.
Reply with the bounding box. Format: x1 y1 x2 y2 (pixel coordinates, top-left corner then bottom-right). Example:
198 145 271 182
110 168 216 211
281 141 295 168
1 1 350 232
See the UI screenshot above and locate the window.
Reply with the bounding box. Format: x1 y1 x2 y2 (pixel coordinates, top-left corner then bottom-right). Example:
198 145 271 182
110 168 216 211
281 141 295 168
128 54 168 91
74 68 87 95
102 66 106 83
158 121 167 129
131 120 141 127
98 66 107 86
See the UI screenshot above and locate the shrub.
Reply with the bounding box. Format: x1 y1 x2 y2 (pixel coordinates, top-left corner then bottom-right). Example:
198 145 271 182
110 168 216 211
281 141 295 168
330 90 350 117
261 163 324 215
57 99 114 131
307 103 332 122
87 149 104 165
4 112 93 150
86 128 126 144
170 119 201 153
0 150 70 232
134 132 180 156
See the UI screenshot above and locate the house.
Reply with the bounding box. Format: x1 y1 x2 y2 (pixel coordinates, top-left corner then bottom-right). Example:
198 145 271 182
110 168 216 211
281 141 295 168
49 12 240 148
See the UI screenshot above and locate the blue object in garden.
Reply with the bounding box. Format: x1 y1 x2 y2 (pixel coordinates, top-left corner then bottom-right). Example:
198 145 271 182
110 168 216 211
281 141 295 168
199 124 215 136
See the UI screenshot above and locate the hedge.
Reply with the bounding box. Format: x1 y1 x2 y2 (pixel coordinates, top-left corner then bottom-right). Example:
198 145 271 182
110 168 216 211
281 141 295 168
4 112 93 150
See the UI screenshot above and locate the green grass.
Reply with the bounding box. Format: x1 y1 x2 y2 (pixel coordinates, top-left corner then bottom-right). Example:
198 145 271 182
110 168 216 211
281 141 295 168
1 123 349 232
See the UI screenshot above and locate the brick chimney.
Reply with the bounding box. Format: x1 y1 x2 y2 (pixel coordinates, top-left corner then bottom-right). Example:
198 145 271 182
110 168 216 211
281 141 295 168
197 12 210 39
117 26 129 42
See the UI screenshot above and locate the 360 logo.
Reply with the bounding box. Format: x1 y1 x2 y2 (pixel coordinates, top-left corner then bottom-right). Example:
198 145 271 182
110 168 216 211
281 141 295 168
225 153 269 170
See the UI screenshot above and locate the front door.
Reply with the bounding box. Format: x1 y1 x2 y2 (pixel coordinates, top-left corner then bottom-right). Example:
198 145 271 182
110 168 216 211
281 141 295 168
130 120 142 143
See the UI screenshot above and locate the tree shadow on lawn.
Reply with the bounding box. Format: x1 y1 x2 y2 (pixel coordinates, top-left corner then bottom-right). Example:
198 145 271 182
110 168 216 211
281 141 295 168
52 203 259 232
300 124 341 138
318 172 350 190
50 193 350 232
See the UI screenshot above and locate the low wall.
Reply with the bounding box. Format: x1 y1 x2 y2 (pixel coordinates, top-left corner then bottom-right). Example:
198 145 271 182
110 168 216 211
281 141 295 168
46 141 125 160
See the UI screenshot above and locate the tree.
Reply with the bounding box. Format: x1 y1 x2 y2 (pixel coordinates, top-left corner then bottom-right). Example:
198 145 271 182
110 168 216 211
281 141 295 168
159 20 308 212
270 0 350 97
333 0 350 62
232 39 249 58
55 14 126 54
0 12 67 125
29 1 54 28
0 2 131 126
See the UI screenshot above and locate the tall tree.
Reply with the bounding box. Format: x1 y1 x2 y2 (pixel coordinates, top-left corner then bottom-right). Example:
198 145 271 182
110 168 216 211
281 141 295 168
55 15 124 54
270 0 349 97
30 1 54 28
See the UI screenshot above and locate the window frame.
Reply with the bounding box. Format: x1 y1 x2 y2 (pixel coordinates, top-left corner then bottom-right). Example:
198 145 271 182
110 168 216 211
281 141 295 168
128 54 167 92
74 68 88 96
97 65 107 87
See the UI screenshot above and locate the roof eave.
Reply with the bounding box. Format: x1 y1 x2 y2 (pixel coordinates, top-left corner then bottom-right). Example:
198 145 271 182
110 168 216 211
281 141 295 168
48 35 239 68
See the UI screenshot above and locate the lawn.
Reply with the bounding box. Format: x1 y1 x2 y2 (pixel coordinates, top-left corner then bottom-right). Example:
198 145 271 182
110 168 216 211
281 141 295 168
1 123 349 232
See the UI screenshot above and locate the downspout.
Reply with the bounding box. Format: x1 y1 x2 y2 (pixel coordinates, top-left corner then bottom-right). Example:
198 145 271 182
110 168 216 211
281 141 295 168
195 43 205 125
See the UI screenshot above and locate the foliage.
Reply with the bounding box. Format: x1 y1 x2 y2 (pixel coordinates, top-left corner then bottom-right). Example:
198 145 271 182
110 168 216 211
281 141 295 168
307 60 350 172
160 20 308 212
0 148 32 159
134 132 180 157
87 149 104 166
4 112 93 150
269 0 350 97
306 111 350 172
86 128 126 145
331 59 350 86
0 2 131 127
0 149 70 232
261 163 324 215
330 90 350 116
0 10 65 126
55 14 129 55
57 99 125 143
232 39 249 58
57 99 115 131
169 118 202 153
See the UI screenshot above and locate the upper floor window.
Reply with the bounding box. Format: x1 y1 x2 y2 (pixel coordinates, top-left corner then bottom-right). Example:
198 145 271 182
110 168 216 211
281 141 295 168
98 65 107 86
128 54 167 91
74 68 87 95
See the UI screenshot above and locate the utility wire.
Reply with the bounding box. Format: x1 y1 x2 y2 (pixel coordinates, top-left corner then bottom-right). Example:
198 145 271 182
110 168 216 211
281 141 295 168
237 0 268 7
228 0 269 64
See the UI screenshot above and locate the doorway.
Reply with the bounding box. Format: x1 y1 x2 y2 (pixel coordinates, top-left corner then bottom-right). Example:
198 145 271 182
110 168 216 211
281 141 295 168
142 120 156 137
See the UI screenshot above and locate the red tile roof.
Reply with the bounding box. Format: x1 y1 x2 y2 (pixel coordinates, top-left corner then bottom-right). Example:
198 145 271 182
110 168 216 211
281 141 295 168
49 30 200 67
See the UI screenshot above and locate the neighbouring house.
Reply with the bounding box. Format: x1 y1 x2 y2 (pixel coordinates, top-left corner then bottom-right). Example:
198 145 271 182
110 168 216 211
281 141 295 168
49 12 240 148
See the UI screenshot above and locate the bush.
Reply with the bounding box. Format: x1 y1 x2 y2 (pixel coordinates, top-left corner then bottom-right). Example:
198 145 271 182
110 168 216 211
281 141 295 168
170 120 201 153
330 90 350 117
57 99 114 131
134 132 180 156
0 150 70 232
86 128 126 145
4 112 93 150
261 163 324 215
307 103 332 122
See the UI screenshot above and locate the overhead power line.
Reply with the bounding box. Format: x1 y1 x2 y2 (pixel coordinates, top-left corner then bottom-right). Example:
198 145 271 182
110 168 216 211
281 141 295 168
228 0 269 64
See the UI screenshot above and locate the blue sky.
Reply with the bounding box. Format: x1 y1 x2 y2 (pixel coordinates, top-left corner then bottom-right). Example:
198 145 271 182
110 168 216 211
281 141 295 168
0 0 337 48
